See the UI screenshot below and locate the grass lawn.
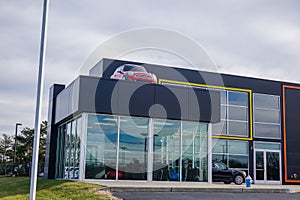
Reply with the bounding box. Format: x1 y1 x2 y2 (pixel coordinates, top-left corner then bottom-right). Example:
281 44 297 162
0 177 117 200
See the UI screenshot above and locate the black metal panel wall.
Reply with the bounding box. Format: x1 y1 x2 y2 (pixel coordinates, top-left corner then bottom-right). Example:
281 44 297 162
97 58 283 95
153 84 185 120
44 84 65 179
284 86 300 183
78 77 220 123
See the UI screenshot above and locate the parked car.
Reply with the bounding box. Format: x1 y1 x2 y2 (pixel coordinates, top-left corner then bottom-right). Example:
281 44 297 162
110 64 157 83
212 160 246 185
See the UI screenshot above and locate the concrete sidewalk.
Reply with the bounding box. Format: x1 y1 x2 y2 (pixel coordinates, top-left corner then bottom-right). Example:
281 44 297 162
86 180 300 193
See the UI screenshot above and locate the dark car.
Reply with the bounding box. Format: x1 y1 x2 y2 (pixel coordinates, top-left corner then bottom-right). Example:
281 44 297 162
212 160 246 185
110 64 157 83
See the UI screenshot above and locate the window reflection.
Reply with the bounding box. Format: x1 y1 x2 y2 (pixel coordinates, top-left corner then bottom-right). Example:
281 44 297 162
254 94 279 110
228 106 248 121
254 93 281 139
153 119 181 181
228 91 248 106
211 120 226 135
255 109 280 124
228 121 248 136
64 123 71 179
56 117 81 180
228 140 248 154
56 125 66 178
212 90 249 137
212 139 248 171
254 124 280 138
59 114 209 182
182 122 208 182
254 142 280 150
85 115 118 179
119 116 148 180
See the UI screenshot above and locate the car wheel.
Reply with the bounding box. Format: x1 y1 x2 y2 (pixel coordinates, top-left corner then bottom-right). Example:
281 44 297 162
234 175 244 185
224 181 231 184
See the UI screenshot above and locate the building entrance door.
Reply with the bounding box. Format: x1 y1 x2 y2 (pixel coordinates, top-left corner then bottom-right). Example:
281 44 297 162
254 149 281 184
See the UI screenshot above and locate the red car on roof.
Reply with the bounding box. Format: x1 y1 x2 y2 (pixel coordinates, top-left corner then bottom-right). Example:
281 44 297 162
110 64 157 84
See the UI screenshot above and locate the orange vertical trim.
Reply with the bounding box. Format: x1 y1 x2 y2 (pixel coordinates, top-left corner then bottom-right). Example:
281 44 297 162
282 85 287 182
282 84 300 183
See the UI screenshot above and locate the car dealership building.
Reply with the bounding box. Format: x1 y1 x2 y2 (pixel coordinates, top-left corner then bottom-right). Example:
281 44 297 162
44 58 300 185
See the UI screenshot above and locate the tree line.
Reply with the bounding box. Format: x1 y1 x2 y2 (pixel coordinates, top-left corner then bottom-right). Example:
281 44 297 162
0 121 47 176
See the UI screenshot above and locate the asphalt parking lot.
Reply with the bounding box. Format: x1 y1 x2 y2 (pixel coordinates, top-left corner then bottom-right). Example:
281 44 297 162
113 192 300 200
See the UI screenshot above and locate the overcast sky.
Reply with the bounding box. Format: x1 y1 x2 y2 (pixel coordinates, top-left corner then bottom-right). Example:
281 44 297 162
1 0 300 136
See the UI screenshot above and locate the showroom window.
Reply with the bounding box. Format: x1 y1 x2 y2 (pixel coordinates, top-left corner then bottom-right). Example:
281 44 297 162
181 121 208 182
56 117 81 179
85 114 118 179
119 116 148 180
153 119 181 181
253 93 281 139
82 114 208 182
212 139 248 173
212 90 249 137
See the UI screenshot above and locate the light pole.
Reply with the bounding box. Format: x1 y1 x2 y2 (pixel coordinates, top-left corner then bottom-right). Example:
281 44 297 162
13 123 22 174
30 0 49 199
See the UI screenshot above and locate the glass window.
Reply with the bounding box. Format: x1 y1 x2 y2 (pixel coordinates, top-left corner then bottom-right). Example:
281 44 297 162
69 120 76 179
228 140 248 154
56 118 81 180
212 154 228 165
220 105 227 120
212 139 249 170
220 90 227 105
75 117 81 179
213 90 249 137
56 125 66 178
254 94 279 109
228 106 248 121
212 139 227 154
228 91 248 106
85 114 118 179
228 121 248 136
255 109 280 124
153 119 181 181
182 122 208 182
254 142 280 150
119 116 148 180
254 124 281 138
64 122 71 179
253 93 281 139
229 155 248 168
212 120 226 135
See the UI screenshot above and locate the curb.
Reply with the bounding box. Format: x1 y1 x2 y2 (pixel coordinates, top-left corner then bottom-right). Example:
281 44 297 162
107 187 291 193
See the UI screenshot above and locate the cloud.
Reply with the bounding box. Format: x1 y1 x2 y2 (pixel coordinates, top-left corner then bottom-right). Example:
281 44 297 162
1 0 300 136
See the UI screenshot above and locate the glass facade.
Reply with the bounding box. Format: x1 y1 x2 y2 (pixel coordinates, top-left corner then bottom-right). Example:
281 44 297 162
212 90 249 137
254 93 281 139
56 114 208 182
53 93 283 183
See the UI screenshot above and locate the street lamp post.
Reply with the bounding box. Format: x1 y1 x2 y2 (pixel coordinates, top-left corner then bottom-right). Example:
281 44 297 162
13 123 22 175
30 0 49 199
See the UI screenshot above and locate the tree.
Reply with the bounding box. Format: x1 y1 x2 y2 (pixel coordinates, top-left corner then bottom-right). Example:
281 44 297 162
15 121 47 175
0 134 13 163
